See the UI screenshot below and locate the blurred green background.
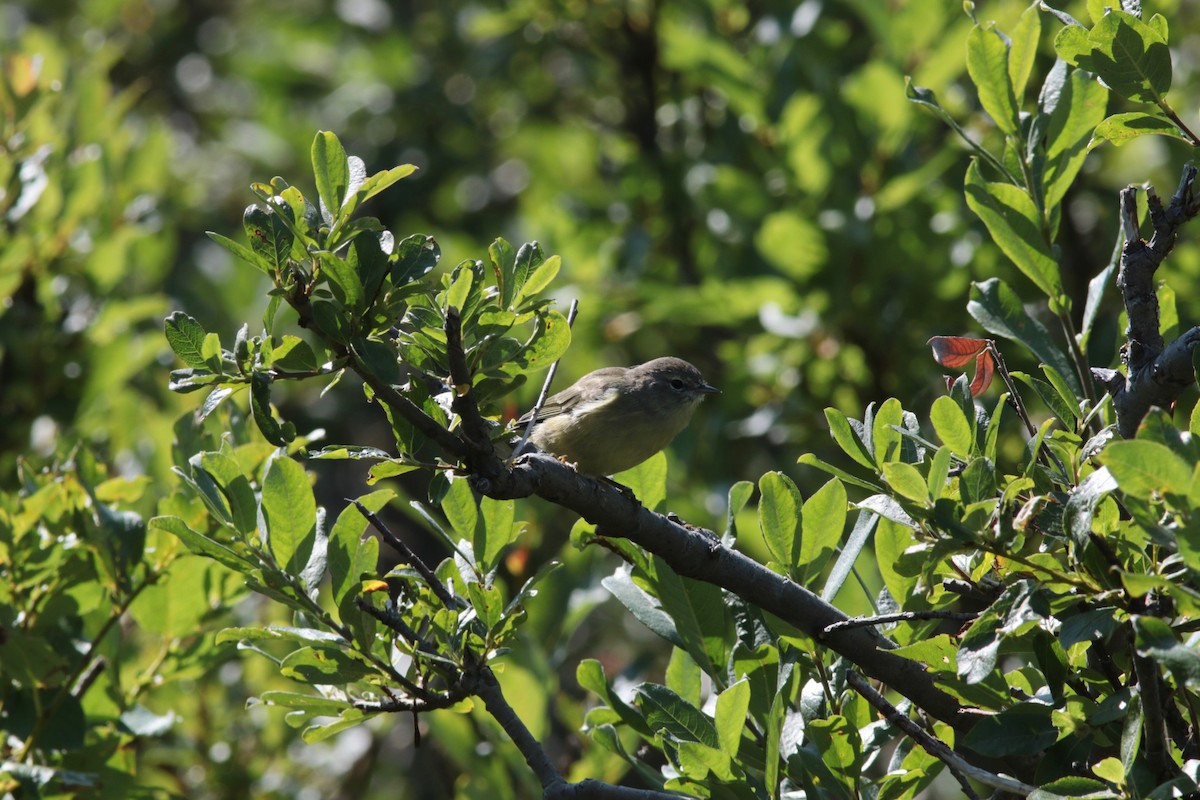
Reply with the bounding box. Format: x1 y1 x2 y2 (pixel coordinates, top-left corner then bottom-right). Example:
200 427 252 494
4 0 1200 796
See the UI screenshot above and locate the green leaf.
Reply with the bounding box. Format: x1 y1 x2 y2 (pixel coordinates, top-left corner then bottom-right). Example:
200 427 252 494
259 691 352 714
392 233 440 285
930 394 975 458
520 310 572 369
797 453 885 493
312 130 351 218
821 511 877 603
269 336 320 373
148 515 252 574
216 625 347 646
871 397 904 465
603 567 680 646
967 24 1020 136
650 556 728 676
262 455 317 575
479 494 518 571
1040 363 1082 426
250 371 295 446
319 251 364 315
341 163 417 219
243 204 294 273
968 278 1080 394
164 311 210 369
799 477 846 582
714 679 750 757
577 660 653 736
302 709 369 743
1133 616 1200 688
824 409 875 470
1090 111 1191 149
1054 10 1171 105
444 264 474 314
1101 440 1191 501
674 741 737 782
352 337 399 385
441 477 478 540
328 490 392 609
281 646 373 685
964 160 1061 300
758 471 801 569
1008 4 1041 100
1043 69 1109 209
636 684 719 748
488 237 517 308
725 480 755 540
906 79 1015 182
206 231 273 275
882 462 930 506
962 703 1057 757
196 449 257 535
514 255 561 308
614 451 667 513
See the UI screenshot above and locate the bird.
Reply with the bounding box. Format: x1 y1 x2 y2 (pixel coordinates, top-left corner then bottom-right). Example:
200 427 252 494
515 357 719 476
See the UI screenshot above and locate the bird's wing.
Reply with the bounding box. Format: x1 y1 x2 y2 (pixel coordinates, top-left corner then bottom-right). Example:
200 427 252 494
516 367 626 424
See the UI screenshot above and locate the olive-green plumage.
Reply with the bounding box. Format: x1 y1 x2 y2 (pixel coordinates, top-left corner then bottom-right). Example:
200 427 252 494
517 357 718 475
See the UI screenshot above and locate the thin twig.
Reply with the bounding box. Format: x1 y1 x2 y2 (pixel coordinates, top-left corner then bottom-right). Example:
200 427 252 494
823 610 978 635
354 597 443 664
351 499 458 610
471 663 684 799
513 299 580 461
844 671 1037 798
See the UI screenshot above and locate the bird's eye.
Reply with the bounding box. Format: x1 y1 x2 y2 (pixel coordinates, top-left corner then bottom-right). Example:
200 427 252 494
670 378 685 390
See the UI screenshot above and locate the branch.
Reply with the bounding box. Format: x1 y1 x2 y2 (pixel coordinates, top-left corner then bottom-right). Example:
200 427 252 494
1095 166 1200 437
1133 651 1178 781
444 306 496 460
471 664 684 799
845 671 1037 797
475 453 968 731
823 610 978 635
353 500 459 610
287 282 469 461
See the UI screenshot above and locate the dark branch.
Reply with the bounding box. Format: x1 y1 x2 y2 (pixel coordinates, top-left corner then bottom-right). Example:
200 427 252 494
444 306 496 460
1096 166 1200 437
471 664 683 799
287 283 468 460
475 452 968 731
352 500 459 610
845 671 1037 797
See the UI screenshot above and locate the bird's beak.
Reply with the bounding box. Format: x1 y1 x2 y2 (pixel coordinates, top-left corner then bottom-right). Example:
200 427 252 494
700 382 720 395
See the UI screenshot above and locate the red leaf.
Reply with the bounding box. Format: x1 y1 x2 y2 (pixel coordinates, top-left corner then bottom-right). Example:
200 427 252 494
928 335 988 368
969 350 995 397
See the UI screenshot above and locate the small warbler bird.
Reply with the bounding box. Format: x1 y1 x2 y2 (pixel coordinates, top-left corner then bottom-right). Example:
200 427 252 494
516 357 719 476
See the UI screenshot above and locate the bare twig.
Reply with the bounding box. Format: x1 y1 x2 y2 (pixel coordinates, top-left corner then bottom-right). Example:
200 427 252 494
844 671 1037 798
351 499 458 610
513 299 580 461
471 664 684 799
823 610 978 635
